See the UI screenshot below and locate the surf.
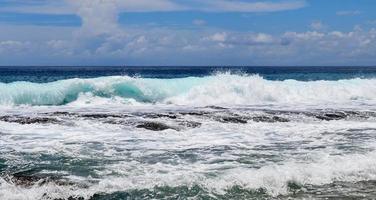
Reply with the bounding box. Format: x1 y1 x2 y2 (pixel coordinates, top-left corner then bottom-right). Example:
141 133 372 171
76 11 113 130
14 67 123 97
0 73 375 106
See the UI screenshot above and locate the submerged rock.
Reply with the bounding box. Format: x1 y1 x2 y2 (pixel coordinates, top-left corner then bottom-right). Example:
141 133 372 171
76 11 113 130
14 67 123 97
178 121 202 128
136 122 177 131
0 116 60 124
5 173 66 187
252 116 290 123
143 113 178 119
8 175 47 187
205 106 228 110
54 197 84 200
80 113 126 119
50 112 74 116
315 112 347 121
218 117 248 124
180 111 209 116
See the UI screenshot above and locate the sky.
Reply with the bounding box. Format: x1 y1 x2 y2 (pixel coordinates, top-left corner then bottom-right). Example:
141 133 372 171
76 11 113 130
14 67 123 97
0 0 376 66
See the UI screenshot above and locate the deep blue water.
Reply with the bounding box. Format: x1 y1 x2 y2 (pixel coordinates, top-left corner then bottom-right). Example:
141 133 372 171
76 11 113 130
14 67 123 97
0 66 376 83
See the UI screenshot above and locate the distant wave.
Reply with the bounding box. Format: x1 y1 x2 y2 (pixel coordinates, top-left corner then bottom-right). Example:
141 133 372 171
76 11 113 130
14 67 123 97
0 73 375 106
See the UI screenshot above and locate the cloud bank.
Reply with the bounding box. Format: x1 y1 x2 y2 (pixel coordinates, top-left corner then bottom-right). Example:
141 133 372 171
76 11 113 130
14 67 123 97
0 0 375 66
1 25 376 65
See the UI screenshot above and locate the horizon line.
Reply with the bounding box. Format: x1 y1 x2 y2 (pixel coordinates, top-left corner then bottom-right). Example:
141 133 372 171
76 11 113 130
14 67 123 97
1 65 376 68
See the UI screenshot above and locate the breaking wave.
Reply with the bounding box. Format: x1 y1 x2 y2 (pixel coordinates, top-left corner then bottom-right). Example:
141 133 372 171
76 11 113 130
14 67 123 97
0 73 375 106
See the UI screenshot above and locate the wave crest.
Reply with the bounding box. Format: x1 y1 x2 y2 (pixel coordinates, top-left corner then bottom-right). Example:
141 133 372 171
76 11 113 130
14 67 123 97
0 74 375 106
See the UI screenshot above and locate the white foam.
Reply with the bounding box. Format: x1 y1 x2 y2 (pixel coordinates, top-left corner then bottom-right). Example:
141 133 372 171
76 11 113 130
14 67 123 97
166 74 376 106
2 151 376 199
1 92 376 199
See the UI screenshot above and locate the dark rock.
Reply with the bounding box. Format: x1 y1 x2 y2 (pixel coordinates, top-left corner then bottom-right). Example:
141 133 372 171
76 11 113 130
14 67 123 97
205 106 228 110
272 116 290 122
4 171 82 191
252 116 290 123
0 116 60 124
178 121 202 128
103 119 125 125
136 122 177 131
50 112 73 116
316 113 347 121
287 181 303 194
218 117 248 124
9 175 46 187
180 112 209 116
144 113 178 119
53 197 84 200
6 173 64 187
80 114 125 119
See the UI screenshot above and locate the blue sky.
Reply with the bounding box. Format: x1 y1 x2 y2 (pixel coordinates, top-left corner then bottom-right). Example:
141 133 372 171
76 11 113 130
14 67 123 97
0 0 376 66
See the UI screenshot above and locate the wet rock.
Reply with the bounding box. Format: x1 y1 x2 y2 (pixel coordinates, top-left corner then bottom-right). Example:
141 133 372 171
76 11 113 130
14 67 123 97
103 119 125 125
80 113 126 119
342 111 376 119
54 197 84 200
180 111 209 116
315 112 347 121
6 173 63 187
287 181 303 194
136 122 177 131
50 112 74 116
178 121 202 128
205 106 228 110
252 116 290 123
5 170 83 191
8 175 46 187
218 117 248 124
144 113 178 119
0 116 60 124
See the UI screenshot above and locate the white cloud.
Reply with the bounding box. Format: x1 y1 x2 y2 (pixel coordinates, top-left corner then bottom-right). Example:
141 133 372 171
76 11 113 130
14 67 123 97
283 31 325 41
206 32 275 46
329 31 347 38
208 32 228 42
65 0 186 37
0 40 24 48
1 13 376 66
281 28 376 60
0 40 31 54
47 40 74 55
310 21 325 30
68 0 120 36
1 27 376 65
251 33 274 44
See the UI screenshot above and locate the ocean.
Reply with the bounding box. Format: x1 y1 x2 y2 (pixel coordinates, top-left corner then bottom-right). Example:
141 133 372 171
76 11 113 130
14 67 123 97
1 66 376 199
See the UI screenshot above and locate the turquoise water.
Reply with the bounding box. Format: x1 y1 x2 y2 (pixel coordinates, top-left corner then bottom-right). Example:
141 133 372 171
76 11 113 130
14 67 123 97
0 73 376 106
